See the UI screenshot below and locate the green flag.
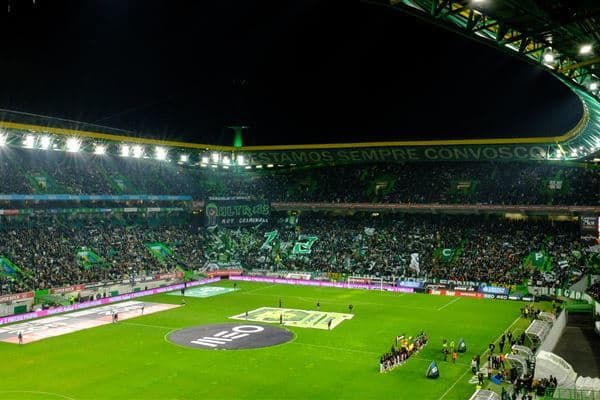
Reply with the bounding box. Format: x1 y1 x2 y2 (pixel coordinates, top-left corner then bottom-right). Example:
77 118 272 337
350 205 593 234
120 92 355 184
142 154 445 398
440 248 454 262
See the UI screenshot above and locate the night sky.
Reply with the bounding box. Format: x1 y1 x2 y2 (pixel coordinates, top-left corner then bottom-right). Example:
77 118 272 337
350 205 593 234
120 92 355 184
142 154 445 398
0 0 583 146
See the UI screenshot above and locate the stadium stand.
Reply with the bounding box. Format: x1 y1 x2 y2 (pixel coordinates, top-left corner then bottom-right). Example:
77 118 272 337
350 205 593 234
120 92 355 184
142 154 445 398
0 148 598 205
0 213 591 295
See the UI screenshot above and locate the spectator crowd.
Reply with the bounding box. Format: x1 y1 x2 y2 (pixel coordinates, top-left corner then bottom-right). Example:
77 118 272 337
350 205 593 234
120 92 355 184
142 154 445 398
0 213 590 295
0 147 598 206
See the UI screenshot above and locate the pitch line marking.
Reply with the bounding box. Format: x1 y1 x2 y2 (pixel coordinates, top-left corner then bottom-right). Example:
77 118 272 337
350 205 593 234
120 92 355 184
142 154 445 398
437 297 460 311
120 322 178 330
0 391 76 400
438 316 521 400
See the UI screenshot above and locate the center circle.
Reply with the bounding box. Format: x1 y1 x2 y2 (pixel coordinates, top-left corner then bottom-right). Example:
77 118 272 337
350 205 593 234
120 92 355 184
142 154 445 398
167 323 294 350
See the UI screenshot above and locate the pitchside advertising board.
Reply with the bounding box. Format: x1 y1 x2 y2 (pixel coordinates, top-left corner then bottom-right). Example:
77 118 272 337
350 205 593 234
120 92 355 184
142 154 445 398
580 216 600 239
204 197 270 228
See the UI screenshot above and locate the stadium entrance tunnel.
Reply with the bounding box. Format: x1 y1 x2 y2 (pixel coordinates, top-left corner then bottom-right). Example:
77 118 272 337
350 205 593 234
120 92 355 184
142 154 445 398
167 323 294 350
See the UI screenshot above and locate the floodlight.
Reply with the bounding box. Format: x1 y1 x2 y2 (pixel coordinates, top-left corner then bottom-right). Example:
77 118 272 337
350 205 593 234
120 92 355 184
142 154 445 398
120 144 130 157
201 156 209 164
0 134 7 147
179 154 189 163
211 164 218 169
211 152 220 163
256 165 263 169
244 165 252 170
132 145 144 158
267 164 274 168
222 156 231 165
94 144 106 155
236 155 245 165
155 146 168 160
23 134 35 148
200 163 207 168
580 44 593 55
40 136 51 150
543 53 554 63
66 138 81 152
590 82 598 91
223 165 230 169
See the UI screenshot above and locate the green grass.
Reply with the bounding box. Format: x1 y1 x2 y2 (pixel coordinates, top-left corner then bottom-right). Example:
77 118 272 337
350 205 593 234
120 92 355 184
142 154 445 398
0 281 529 400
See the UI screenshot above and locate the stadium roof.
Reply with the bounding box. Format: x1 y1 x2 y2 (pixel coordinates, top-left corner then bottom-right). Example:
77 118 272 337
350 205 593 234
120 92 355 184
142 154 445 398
1 1 600 164
371 1 600 91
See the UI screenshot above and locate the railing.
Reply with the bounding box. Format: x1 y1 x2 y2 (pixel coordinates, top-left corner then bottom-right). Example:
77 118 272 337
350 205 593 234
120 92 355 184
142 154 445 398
545 387 600 399
271 202 600 215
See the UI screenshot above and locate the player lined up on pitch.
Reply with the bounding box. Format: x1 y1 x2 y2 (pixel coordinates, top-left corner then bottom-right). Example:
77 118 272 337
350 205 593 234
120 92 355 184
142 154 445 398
379 331 428 373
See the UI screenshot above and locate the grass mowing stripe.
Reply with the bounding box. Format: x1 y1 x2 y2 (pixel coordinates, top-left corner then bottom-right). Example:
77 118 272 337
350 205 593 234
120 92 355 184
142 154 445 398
292 342 379 356
240 292 436 311
437 297 460 311
0 282 529 399
438 316 522 400
240 284 277 294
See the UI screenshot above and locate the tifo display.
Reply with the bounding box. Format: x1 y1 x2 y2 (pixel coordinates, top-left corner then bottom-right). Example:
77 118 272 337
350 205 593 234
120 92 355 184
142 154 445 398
230 307 354 330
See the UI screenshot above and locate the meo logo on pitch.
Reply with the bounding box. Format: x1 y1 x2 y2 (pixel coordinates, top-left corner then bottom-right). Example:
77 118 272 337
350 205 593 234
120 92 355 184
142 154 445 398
167 322 293 350
191 325 264 348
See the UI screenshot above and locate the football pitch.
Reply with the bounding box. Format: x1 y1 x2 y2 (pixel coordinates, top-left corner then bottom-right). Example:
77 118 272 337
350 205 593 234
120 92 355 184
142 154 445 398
0 281 530 400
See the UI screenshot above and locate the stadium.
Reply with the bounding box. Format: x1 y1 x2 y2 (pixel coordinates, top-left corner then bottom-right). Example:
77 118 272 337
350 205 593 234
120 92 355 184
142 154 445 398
1 1 600 400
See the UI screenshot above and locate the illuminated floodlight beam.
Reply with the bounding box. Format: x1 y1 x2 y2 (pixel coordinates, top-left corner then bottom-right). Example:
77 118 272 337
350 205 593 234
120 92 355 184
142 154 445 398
23 134 35 148
236 155 245 165
222 156 231 165
66 137 81 152
211 152 220 163
155 146 168 160
179 154 189 163
94 144 106 155
40 136 51 150
0 133 8 146
201 156 209 164
132 145 144 158
120 144 130 157
580 44 593 55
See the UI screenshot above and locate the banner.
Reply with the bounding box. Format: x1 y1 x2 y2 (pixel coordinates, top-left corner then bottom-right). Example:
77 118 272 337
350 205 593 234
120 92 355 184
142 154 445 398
204 197 270 227
205 269 244 278
155 272 184 281
241 145 551 165
50 285 85 295
0 291 34 303
479 284 509 295
409 253 420 274
397 280 424 289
